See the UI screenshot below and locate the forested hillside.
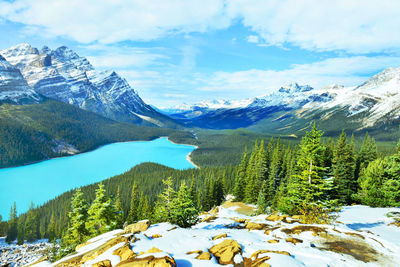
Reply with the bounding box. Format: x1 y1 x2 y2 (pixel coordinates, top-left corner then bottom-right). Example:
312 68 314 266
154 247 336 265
0 99 188 168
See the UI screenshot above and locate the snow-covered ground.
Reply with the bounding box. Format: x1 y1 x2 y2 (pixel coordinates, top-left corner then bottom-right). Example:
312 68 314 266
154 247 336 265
27 204 400 267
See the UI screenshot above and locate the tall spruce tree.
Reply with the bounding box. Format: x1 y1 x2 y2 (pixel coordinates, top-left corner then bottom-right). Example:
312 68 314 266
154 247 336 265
63 188 89 248
267 138 282 202
127 182 139 223
154 177 177 223
280 124 328 214
245 141 260 203
114 187 124 227
333 130 356 204
233 147 248 201
86 183 117 236
6 202 17 243
172 181 199 227
24 202 39 242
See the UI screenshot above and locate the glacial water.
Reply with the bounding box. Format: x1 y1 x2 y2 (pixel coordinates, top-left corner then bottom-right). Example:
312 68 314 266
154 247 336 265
0 137 196 219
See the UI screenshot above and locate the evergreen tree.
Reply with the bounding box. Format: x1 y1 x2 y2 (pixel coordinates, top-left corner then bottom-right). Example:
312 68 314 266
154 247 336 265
154 177 177 223
355 133 378 180
127 182 139 223
17 216 24 245
6 202 17 243
114 187 124 227
87 183 117 236
257 180 269 214
332 130 356 204
212 176 225 207
189 175 197 202
47 213 57 242
24 202 39 242
245 141 260 203
171 181 199 227
63 188 89 248
233 147 248 201
280 124 328 214
267 138 282 201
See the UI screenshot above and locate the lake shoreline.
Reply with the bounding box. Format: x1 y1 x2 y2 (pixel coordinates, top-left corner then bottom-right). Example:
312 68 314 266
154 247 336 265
166 137 200 169
0 135 198 170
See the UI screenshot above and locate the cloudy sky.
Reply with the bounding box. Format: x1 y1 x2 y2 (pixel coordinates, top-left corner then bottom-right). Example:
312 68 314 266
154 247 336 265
1 0 400 107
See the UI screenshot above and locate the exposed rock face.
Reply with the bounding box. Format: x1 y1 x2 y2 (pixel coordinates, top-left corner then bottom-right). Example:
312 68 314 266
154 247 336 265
92 259 112 267
0 54 41 104
116 254 176 267
209 239 242 265
245 221 269 230
113 244 136 262
123 220 151 234
0 43 177 127
213 233 228 240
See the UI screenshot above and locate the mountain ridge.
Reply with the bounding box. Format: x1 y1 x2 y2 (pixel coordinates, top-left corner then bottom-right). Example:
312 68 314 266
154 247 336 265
0 43 179 128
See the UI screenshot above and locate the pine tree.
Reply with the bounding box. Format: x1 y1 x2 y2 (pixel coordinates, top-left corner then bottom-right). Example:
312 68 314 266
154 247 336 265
213 176 225 207
17 216 24 245
24 202 39 242
63 188 89 248
87 183 117 236
244 141 260 203
280 124 328 214
355 133 378 180
171 181 199 227
257 180 269 214
127 182 139 223
332 130 356 204
6 202 17 243
267 138 282 202
154 177 177 223
47 213 57 242
233 147 248 201
189 175 197 202
114 187 124 228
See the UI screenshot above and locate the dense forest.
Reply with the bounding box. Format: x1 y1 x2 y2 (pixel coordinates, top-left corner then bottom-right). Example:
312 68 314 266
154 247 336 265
2 125 400 255
0 99 190 168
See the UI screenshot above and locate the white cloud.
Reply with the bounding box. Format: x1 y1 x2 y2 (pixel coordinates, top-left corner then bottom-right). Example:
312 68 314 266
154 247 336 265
1 0 400 53
247 35 259 43
197 56 400 97
0 0 230 43
85 46 168 69
227 0 400 53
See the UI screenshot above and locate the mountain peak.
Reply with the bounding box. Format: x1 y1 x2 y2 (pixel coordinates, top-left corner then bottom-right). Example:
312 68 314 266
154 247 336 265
278 83 313 93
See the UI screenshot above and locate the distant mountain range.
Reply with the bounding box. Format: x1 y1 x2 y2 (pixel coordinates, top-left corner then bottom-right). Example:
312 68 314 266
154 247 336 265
0 43 178 128
1 43 400 139
164 68 400 137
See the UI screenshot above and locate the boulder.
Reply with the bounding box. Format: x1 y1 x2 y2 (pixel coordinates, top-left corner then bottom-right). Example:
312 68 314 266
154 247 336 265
196 252 212 260
267 239 280 243
213 233 228 240
250 250 291 258
123 220 151 234
281 226 327 236
92 260 112 267
151 234 162 239
245 221 269 230
232 218 247 223
113 244 136 261
210 206 220 215
286 237 303 245
201 215 217 223
209 239 242 265
116 254 176 267
138 247 163 255
266 214 288 222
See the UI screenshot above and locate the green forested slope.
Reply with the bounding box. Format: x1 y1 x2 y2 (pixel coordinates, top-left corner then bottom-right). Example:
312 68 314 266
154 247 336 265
0 99 186 168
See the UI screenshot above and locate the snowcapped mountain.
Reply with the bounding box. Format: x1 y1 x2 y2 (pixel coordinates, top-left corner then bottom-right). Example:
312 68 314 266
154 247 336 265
0 54 41 104
0 43 178 128
166 68 400 134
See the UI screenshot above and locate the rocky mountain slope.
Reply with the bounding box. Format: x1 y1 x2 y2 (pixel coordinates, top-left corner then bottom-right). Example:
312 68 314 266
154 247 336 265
166 68 400 137
23 202 400 267
0 43 178 128
0 54 41 104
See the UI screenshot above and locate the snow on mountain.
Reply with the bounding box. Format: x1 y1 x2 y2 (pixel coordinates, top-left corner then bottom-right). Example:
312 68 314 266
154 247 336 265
27 203 400 267
0 53 41 104
0 43 170 127
317 67 400 127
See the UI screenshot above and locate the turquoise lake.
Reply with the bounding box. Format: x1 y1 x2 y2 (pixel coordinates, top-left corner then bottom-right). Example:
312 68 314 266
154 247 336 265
0 137 196 219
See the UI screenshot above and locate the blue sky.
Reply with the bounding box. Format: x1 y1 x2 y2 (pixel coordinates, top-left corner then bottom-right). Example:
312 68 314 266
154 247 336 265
1 0 400 107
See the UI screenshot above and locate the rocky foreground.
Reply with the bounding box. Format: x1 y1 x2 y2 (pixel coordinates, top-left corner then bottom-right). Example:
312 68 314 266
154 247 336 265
0 238 55 267
15 202 400 266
